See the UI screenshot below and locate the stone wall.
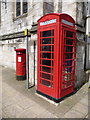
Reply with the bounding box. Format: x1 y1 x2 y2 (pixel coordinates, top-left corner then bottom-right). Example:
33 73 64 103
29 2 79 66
75 41 86 88
86 37 90 70
0 1 43 35
0 1 42 85
0 37 37 85
62 1 76 21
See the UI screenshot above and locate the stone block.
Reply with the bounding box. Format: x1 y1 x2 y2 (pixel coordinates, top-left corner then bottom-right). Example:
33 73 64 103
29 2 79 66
36 110 57 118
79 96 88 106
3 104 23 118
16 98 36 110
17 108 37 118
72 103 88 116
62 109 85 118
29 103 46 115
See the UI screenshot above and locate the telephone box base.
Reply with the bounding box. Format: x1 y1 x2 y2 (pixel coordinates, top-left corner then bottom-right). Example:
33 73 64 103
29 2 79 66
36 90 74 103
16 75 26 81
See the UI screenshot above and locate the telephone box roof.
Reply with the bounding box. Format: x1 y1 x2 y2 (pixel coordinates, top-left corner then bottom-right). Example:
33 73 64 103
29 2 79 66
38 13 75 24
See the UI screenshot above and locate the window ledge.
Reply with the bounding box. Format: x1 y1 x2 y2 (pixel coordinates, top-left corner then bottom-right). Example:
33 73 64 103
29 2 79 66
13 13 28 21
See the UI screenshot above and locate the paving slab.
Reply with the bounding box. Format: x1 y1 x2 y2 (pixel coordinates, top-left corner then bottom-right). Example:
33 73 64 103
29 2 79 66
62 109 85 118
1 66 89 119
72 102 88 116
2 111 9 118
0 102 2 119
16 108 37 118
2 93 16 109
2 104 23 118
53 103 71 117
29 103 47 116
36 110 57 118
79 95 88 106
16 98 36 110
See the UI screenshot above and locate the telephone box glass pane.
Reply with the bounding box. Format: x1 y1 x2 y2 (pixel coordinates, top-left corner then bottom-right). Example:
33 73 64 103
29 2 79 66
66 46 73 52
41 53 54 59
41 30 54 37
65 53 73 59
41 80 50 87
63 74 71 81
66 39 73 45
42 30 51 37
66 31 73 38
66 81 72 87
41 60 51 66
65 60 72 66
41 46 51 51
41 38 54 44
41 73 50 80
41 66 51 73
41 53 51 59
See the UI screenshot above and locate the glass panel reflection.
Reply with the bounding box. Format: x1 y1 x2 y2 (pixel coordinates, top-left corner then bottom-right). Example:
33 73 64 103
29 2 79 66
41 46 51 51
41 73 50 80
42 30 51 37
65 60 72 67
41 80 50 87
42 53 51 59
41 38 54 44
66 46 73 52
66 39 73 45
65 53 73 59
41 66 51 73
66 31 73 38
63 74 71 81
41 60 51 66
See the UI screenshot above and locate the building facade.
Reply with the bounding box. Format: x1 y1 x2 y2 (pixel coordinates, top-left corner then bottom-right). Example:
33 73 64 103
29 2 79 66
85 1 90 70
0 0 88 88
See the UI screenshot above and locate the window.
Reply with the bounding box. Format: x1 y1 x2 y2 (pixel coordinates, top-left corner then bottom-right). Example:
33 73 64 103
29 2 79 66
88 1 90 15
16 0 28 17
16 0 21 16
23 0 28 14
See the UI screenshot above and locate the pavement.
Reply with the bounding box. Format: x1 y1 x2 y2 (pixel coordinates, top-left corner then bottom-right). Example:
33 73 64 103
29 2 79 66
1 66 89 119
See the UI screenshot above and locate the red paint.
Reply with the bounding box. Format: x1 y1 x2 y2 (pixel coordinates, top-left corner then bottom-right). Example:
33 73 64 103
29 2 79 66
37 13 76 100
15 48 26 77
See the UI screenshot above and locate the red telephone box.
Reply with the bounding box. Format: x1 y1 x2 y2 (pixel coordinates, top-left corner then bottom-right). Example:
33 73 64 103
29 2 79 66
37 13 76 102
15 48 26 80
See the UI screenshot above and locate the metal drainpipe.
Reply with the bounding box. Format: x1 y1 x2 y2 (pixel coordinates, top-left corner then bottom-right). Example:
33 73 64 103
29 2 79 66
26 34 29 89
33 41 36 86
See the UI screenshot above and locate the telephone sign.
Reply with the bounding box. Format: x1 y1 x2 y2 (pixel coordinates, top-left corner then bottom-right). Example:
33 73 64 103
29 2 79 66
40 19 56 26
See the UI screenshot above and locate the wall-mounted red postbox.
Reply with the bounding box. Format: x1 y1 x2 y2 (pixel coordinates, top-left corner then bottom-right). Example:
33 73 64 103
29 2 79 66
37 13 76 102
15 48 26 80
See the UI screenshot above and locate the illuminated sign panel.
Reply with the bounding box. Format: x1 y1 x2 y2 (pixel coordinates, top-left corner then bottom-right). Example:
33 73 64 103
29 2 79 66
62 19 74 26
40 19 56 26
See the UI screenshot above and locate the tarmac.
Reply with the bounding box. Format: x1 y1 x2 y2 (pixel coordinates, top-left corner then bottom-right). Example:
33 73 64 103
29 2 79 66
1 66 89 119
